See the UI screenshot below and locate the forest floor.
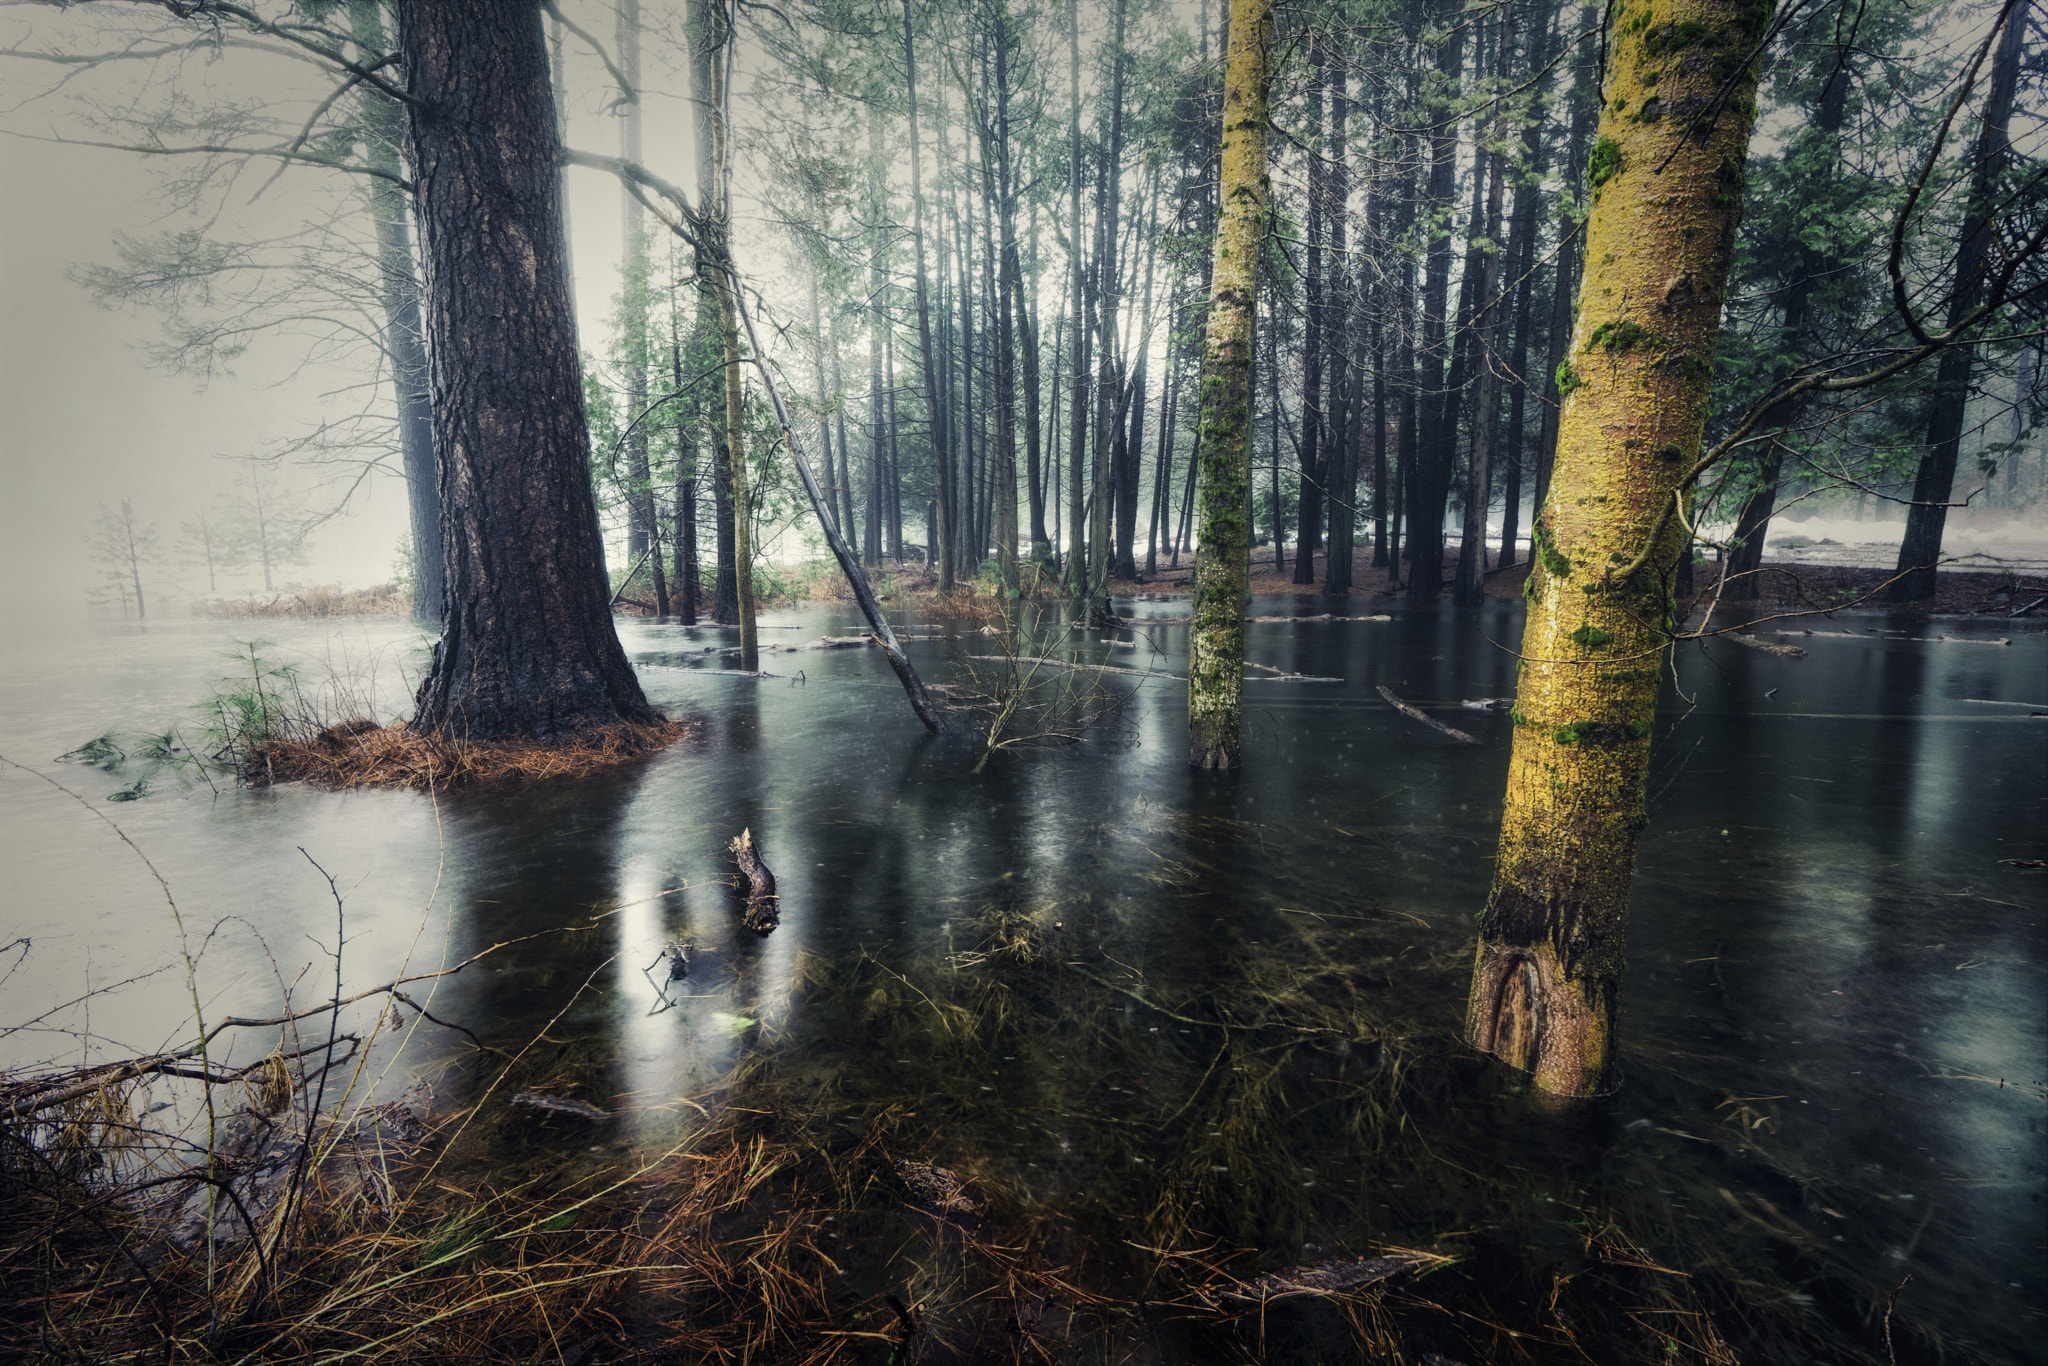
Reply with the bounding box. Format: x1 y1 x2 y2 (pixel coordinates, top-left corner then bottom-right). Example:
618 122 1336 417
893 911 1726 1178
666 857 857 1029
1106 546 2048 620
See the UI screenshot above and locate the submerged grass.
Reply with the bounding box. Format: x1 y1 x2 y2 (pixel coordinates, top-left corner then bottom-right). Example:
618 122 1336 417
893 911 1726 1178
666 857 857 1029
25 653 1991 1361
3 860 1956 1364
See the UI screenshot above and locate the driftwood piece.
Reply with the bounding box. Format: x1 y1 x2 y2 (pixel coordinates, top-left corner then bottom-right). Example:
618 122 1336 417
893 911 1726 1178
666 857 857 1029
1375 686 1480 744
895 1159 977 1216
1773 629 2010 646
969 654 1183 680
1110 612 1392 626
511 1092 610 1122
1247 612 1392 623
967 656 1339 683
1216 1255 1423 1304
1730 633 1807 659
1243 661 1344 682
729 828 779 932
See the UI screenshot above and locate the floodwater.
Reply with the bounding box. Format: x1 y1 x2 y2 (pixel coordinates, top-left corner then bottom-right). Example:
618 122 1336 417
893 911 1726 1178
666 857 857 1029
1 594 2042 1363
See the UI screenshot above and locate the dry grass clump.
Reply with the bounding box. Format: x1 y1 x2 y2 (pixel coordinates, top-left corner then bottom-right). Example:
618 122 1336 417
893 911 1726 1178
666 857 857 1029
197 582 411 618
260 717 696 791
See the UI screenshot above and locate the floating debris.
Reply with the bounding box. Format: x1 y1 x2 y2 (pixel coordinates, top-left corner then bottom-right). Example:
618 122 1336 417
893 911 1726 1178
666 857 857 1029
1216 1254 1425 1304
895 1159 978 1216
510 1093 610 1122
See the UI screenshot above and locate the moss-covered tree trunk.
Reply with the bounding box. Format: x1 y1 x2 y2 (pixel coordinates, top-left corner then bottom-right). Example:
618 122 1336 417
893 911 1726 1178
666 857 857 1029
1464 0 1769 1095
1186 0 1273 771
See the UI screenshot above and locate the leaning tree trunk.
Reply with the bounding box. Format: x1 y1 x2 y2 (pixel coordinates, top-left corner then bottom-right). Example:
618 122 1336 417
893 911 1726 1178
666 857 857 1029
1464 0 1768 1095
400 0 658 742
1187 0 1273 770
1887 6 2024 603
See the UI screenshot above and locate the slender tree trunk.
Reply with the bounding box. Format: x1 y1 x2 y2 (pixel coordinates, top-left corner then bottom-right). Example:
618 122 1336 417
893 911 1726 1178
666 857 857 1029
616 0 655 582
1406 4 1466 601
1189 0 1273 770
1149 362 1177 573
401 0 658 741
1454 3 1514 607
347 0 442 624
1120 184 1156 580
1533 4 1598 522
1268 305 1285 574
832 318 859 560
887 319 904 561
1323 41 1356 597
986 20 1021 595
1885 8 2022 601
1090 1 1127 606
1293 38 1327 586
1498 6 1554 572
671 307 699 624
1065 0 1091 592
702 1 755 664
1465 0 1769 1095
903 0 951 592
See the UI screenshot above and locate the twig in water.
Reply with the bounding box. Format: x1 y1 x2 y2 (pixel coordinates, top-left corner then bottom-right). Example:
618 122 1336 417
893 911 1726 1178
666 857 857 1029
1374 687 1480 744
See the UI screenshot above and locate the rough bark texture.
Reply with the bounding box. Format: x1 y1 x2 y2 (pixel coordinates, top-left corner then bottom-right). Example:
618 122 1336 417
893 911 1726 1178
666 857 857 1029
401 0 657 743
1187 0 1272 770
1465 0 1768 1096
728 828 779 933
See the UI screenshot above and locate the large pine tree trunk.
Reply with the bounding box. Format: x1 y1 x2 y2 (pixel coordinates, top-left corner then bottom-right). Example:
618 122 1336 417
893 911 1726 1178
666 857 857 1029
401 0 658 742
1188 0 1272 770
1464 0 1768 1095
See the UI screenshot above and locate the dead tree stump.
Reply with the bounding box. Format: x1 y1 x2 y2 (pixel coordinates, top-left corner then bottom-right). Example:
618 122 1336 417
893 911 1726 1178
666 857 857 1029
728 828 779 932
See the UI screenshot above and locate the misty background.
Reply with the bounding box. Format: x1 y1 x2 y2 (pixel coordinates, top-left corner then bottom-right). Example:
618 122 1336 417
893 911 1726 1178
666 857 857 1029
0 20 703 631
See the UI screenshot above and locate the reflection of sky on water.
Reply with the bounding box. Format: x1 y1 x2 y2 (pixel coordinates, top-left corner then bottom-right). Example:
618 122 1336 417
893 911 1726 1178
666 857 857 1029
2 600 2040 1359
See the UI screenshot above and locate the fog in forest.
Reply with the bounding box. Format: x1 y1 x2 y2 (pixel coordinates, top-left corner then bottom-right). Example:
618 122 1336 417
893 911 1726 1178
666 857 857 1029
5 0 2042 636
1 21 705 627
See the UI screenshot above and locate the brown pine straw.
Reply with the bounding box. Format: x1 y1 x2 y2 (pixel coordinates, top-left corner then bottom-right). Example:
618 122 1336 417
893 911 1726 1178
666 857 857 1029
257 718 696 791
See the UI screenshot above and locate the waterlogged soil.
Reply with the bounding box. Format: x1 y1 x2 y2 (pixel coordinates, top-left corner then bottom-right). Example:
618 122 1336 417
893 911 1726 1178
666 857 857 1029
1 597 2042 1363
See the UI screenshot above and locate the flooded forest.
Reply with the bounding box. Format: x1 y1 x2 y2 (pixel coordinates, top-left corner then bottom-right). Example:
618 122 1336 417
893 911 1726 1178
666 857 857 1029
0 0 2043 1363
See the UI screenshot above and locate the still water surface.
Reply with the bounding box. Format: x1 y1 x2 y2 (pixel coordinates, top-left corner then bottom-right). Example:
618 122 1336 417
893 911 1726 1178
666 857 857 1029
1 597 2041 1362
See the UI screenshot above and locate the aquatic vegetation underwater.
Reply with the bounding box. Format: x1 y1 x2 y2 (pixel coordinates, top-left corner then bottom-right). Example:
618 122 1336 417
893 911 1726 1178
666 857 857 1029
4 803 2003 1365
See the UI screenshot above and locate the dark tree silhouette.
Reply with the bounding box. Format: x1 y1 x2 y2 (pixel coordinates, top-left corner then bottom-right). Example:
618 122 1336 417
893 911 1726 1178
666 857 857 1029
401 0 658 742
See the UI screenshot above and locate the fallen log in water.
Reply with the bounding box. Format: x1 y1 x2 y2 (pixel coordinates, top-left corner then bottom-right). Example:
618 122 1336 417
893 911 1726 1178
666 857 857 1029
1109 612 1392 626
967 656 1340 683
1731 633 1807 659
969 654 1183 681
1215 1254 1425 1304
1772 629 2010 646
729 828 779 933
1375 686 1480 744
